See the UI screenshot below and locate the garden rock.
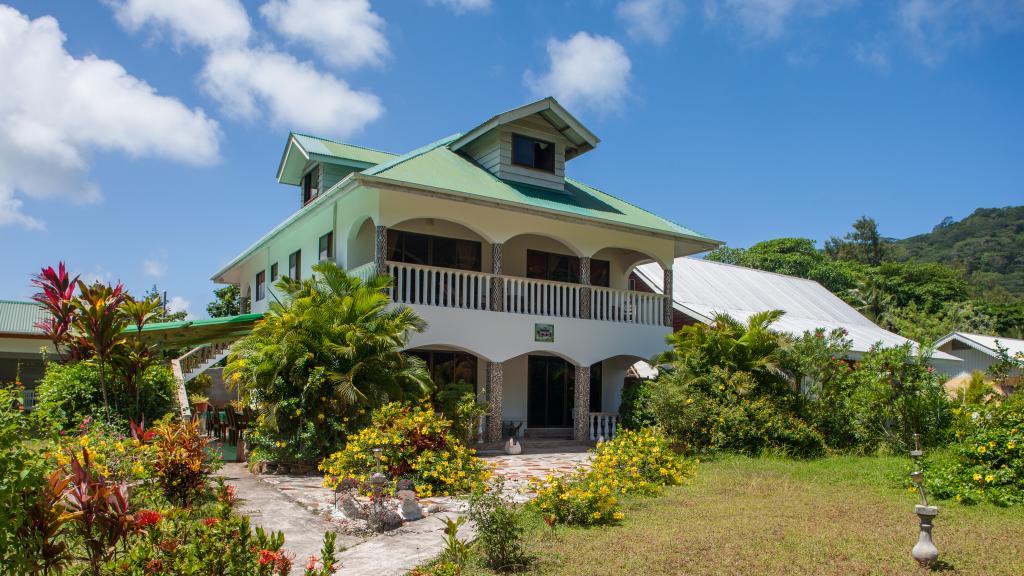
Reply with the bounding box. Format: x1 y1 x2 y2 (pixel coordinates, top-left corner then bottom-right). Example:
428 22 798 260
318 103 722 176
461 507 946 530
398 490 423 521
339 492 368 520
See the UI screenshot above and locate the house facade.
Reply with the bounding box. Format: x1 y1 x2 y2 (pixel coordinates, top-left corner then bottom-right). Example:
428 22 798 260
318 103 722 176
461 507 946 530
934 332 1023 394
211 98 719 442
0 300 55 409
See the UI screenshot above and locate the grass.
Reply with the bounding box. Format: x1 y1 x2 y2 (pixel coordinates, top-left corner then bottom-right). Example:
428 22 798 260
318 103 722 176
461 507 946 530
460 455 1024 576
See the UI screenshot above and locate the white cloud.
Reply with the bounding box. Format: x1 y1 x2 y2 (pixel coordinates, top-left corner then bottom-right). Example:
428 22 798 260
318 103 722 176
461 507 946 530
524 32 632 115
104 0 250 49
142 254 167 277
200 47 383 137
852 41 890 71
617 0 684 45
705 0 857 40
426 0 492 14
0 6 221 229
166 296 195 320
260 0 388 69
897 0 1024 66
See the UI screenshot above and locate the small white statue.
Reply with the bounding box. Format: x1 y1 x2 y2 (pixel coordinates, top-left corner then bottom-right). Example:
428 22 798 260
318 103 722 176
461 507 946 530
504 437 522 455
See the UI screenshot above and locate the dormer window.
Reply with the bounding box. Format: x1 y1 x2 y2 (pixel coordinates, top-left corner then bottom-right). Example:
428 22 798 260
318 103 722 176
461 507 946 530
512 134 555 173
302 167 319 204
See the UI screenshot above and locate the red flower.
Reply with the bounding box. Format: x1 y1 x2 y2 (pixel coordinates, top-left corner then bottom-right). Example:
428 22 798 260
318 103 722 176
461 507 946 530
134 510 163 528
306 554 321 571
202 517 220 527
258 549 280 566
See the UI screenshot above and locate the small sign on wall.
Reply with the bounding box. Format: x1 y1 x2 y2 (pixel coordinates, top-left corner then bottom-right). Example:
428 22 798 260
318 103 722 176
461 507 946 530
534 323 554 342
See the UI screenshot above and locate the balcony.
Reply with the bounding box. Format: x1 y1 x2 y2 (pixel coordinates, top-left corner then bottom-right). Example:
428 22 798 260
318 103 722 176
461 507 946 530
378 261 666 326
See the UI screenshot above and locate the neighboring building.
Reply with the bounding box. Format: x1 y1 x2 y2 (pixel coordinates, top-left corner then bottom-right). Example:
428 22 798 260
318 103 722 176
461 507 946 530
212 97 720 441
632 258 961 364
0 300 55 409
934 332 1023 393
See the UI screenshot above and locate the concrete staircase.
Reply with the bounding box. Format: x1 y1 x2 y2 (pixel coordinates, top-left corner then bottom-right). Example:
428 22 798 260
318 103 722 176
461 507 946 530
524 427 573 440
171 342 233 417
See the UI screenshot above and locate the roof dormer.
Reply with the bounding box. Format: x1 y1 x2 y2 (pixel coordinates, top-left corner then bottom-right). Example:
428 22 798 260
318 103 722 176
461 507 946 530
449 97 599 192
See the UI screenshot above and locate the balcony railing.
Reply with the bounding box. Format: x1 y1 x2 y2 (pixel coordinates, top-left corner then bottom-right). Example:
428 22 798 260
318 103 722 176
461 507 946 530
380 261 666 326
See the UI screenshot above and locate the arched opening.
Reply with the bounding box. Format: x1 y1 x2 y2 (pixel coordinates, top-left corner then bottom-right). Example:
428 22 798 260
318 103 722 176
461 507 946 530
502 233 584 280
346 217 376 270
386 217 492 272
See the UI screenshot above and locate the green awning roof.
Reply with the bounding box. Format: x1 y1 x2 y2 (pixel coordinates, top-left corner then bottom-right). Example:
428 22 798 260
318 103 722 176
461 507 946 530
124 313 263 348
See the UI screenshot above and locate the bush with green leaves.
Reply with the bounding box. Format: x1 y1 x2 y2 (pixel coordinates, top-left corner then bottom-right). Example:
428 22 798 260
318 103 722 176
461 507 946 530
619 378 657 430
928 397 1024 506
34 361 177 430
468 479 531 572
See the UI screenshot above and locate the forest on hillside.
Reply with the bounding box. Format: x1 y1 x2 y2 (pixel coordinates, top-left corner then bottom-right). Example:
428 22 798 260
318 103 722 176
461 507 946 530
706 206 1024 342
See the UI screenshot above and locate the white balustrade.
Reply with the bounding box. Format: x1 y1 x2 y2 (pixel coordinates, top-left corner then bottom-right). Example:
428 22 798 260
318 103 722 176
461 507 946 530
347 262 378 283
592 286 664 325
503 276 580 318
389 262 491 311
589 412 620 441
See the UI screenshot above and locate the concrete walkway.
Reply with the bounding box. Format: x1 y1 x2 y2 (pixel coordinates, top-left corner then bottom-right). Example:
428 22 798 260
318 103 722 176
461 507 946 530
221 463 471 576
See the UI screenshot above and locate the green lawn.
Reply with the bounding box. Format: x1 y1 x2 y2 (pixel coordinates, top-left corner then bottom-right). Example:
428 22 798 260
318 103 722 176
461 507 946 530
465 455 1024 576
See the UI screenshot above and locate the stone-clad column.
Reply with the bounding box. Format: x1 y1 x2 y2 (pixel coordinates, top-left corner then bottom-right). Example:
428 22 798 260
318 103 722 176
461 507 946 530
579 257 592 319
374 225 389 277
663 267 674 328
486 362 504 442
574 364 591 442
490 243 504 312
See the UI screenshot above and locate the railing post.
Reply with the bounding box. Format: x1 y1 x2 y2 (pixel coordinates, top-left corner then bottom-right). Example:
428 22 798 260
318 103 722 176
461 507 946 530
374 225 388 277
490 243 504 312
663 267 674 328
574 364 590 442
579 256 592 320
486 361 504 442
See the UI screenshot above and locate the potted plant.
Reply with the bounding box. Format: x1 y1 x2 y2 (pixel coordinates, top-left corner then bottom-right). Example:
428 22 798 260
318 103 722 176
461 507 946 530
189 393 209 413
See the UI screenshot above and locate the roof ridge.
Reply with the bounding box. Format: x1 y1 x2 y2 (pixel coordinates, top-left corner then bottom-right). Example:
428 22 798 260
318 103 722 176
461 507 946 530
363 133 462 176
679 256 833 286
565 177 715 242
291 132 397 157
0 299 38 305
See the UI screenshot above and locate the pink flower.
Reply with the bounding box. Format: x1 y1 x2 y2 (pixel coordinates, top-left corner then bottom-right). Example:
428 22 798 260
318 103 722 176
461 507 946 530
134 509 163 528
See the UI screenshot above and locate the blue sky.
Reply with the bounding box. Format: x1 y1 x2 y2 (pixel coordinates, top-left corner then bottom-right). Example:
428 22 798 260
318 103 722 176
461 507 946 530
1 0 1022 318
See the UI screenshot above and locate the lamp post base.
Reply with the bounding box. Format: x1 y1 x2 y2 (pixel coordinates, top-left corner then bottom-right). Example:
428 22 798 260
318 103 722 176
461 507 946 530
912 505 939 567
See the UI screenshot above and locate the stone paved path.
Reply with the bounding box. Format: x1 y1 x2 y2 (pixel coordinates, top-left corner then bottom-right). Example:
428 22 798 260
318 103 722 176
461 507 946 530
221 443 591 575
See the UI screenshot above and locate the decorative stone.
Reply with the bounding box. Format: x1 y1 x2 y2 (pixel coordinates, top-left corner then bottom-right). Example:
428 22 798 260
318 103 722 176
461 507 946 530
912 505 939 567
486 362 504 442
573 365 590 441
504 437 522 455
398 490 423 521
368 508 403 532
338 492 367 520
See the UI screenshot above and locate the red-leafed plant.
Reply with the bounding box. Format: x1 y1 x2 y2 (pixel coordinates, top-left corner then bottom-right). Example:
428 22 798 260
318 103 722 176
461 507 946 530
63 449 135 576
114 296 163 414
31 262 80 361
129 417 156 444
19 470 79 576
72 281 129 412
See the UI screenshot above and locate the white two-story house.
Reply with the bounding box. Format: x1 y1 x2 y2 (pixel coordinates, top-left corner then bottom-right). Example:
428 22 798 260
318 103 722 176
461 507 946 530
212 98 719 442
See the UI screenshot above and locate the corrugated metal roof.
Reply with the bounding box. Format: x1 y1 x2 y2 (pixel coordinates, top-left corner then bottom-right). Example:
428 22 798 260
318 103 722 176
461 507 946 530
291 133 397 166
634 258 960 360
366 142 715 241
0 300 48 335
936 332 1024 358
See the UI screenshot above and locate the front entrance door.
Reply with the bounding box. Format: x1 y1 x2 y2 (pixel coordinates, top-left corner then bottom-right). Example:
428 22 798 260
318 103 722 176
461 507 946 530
527 356 574 428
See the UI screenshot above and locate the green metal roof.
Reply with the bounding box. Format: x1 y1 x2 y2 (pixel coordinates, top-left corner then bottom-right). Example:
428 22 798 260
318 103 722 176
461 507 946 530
292 133 397 166
0 300 48 335
124 313 264 348
366 142 714 240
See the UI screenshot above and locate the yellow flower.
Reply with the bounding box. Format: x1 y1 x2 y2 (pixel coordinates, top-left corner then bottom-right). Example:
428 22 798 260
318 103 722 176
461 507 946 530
592 511 601 519
985 474 995 483
613 511 624 521
978 445 987 454
955 494 962 502
1008 442 1017 450
973 473 982 482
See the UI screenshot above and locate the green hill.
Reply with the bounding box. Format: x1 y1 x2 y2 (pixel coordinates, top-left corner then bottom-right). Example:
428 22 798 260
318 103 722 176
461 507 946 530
892 206 1024 300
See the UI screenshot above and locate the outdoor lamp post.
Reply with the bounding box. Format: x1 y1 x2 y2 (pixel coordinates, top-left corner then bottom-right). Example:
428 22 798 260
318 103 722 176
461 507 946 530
909 434 939 567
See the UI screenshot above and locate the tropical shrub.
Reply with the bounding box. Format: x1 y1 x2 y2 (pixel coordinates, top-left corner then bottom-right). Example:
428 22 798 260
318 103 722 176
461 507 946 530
928 397 1024 506
226 262 430 463
434 379 488 443
152 419 216 507
468 479 530 572
530 470 623 527
320 402 490 498
49 416 155 483
619 379 657 430
35 361 178 431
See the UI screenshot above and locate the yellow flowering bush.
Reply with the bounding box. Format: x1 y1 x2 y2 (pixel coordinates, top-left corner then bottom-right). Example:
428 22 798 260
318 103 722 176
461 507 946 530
589 428 696 496
530 428 696 526
49 416 154 482
319 402 489 497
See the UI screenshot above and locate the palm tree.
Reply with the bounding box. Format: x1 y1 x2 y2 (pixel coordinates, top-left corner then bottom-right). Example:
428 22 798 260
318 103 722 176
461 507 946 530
658 309 795 393
72 281 129 412
225 261 430 459
845 276 894 328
